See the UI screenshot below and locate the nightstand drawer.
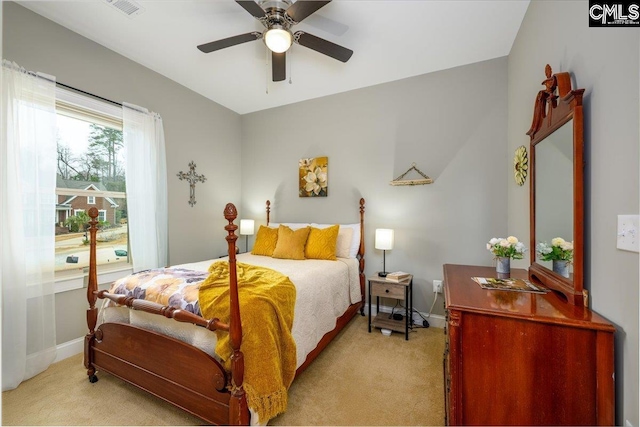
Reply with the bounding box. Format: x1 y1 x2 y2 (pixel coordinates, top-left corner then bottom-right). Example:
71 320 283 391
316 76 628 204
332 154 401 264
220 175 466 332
371 282 405 299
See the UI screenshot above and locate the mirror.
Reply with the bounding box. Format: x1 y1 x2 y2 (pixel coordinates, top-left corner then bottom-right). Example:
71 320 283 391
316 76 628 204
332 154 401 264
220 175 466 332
527 65 585 306
535 120 574 273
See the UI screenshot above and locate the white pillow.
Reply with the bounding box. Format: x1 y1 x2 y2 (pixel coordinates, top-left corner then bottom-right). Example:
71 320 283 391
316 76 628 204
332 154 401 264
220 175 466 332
312 223 361 259
335 227 354 258
268 222 310 230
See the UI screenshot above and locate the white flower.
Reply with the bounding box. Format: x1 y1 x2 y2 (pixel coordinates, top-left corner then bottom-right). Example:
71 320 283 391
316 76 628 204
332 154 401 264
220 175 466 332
303 167 327 196
487 236 525 259
537 238 573 262
299 158 313 170
560 240 573 251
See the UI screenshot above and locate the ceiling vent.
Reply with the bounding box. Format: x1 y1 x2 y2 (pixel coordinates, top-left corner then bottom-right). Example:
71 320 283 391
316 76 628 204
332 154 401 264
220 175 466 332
103 0 145 17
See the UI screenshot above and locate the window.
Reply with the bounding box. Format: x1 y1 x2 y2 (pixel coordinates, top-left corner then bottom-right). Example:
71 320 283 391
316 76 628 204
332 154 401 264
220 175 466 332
55 88 129 277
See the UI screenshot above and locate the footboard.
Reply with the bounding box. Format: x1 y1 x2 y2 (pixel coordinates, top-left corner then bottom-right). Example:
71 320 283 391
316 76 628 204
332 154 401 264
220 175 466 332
93 322 231 424
84 205 249 425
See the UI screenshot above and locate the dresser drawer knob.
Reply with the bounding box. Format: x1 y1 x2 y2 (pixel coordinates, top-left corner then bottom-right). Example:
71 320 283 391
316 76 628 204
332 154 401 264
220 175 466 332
385 289 389 293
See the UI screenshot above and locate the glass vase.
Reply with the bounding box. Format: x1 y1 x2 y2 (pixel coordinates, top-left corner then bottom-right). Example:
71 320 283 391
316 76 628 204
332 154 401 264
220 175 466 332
552 259 570 278
496 256 511 276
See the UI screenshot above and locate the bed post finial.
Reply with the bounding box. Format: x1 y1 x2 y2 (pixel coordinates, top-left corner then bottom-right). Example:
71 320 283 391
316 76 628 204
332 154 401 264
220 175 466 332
266 200 271 226
84 207 100 381
223 203 249 425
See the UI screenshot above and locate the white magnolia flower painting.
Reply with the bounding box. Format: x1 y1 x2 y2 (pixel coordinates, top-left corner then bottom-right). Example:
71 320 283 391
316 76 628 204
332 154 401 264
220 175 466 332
299 156 328 197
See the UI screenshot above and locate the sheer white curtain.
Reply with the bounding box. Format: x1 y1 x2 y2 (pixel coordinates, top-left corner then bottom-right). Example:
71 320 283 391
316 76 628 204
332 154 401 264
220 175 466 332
123 103 168 272
1 60 57 390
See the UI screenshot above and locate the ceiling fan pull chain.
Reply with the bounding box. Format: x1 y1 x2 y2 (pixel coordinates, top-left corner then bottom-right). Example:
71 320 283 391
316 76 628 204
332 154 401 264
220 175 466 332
265 47 269 94
289 46 293 84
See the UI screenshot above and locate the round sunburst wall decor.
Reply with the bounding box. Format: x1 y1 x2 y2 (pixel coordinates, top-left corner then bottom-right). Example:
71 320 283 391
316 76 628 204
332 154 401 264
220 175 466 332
514 145 528 186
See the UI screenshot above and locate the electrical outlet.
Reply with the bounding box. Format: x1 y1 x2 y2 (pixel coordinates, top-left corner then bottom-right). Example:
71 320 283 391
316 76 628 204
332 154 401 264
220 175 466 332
433 279 443 293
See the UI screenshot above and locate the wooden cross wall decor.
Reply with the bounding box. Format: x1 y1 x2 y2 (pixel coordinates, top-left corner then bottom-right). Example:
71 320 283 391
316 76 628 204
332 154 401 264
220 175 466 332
177 161 207 207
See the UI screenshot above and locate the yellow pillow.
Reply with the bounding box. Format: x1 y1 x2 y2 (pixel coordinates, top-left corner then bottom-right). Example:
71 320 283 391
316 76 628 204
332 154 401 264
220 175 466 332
305 225 339 260
272 225 311 260
251 225 279 256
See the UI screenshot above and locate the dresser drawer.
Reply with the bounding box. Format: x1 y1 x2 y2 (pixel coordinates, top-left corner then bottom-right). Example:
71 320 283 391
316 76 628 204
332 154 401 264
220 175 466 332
371 282 405 299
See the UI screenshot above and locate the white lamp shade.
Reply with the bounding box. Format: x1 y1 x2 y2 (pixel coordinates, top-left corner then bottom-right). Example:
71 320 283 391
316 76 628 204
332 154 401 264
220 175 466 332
375 229 394 250
264 28 292 53
240 219 255 236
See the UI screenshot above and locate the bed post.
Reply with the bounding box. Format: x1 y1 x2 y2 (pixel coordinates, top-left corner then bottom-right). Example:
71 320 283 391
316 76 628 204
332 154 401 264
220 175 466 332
84 207 99 382
358 198 365 316
266 200 271 226
224 203 249 425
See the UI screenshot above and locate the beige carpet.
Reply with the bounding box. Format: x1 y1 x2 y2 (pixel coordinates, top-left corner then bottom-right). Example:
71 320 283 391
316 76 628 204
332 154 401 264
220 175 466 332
2 315 445 426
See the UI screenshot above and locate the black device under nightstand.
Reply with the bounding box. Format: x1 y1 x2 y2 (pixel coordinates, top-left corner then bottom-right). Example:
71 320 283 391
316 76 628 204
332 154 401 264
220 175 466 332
367 274 413 340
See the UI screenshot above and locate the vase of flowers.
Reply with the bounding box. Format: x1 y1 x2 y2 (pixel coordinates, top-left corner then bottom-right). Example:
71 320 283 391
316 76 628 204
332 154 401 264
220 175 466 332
536 237 573 278
487 236 526 276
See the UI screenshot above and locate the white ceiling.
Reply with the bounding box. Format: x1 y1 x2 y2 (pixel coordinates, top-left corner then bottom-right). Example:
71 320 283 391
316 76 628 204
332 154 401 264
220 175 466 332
18 0 530 115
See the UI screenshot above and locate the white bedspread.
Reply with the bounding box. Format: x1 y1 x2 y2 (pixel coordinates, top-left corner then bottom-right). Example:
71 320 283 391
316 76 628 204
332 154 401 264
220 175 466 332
100 253 361 369
177 253 361 368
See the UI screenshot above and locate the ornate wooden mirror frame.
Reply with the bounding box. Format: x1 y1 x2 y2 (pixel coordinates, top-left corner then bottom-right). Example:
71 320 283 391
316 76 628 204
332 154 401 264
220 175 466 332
527 64 585 306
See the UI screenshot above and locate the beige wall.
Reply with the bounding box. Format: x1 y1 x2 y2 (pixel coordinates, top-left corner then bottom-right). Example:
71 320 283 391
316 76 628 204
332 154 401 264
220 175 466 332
240 57 509 317
3 2 243 343
508 1 639 424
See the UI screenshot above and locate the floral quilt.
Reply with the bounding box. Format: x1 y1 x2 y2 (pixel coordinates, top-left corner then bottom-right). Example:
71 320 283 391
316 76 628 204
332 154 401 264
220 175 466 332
109 268 208 315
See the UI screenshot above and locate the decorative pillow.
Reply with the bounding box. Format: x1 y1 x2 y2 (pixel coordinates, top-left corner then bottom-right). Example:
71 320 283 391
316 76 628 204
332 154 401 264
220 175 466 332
305 225 340 260
251 225 279 256
335 227 354 258
312 223 361 259
272 225 311 260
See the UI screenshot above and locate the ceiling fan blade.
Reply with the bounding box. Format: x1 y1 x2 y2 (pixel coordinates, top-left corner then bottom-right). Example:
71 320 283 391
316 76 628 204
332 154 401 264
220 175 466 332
294 31 353 63
235 1 266 19
286 1 331 23
272 52 286 82
197 32 262 53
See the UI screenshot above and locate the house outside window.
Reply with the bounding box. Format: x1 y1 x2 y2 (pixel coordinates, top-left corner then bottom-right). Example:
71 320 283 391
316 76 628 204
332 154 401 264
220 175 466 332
55 88 129 277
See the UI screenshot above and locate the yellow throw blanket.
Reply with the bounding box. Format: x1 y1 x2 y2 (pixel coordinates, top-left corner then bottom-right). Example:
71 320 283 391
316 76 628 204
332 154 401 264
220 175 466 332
198 261 297 422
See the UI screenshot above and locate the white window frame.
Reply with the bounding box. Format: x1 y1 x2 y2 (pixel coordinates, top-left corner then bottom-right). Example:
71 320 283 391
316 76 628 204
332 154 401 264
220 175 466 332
74 209 85 216
54 88 131 293
87 195 95 204
98 210 107 222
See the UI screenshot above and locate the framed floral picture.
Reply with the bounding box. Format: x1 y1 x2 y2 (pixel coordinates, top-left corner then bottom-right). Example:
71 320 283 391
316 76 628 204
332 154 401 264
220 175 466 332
299 157 328 197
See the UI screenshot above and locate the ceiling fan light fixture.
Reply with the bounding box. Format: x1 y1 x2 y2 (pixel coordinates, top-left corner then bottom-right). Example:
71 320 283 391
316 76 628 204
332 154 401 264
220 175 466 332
264 27 292 53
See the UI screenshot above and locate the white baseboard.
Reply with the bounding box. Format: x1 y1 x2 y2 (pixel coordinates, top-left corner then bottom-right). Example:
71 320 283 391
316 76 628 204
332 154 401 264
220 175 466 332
364 302 446 329
54 337 84 363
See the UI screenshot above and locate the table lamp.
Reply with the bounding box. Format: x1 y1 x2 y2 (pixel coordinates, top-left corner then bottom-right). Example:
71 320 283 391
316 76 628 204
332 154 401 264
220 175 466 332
375 228 394 277
239 219 255 253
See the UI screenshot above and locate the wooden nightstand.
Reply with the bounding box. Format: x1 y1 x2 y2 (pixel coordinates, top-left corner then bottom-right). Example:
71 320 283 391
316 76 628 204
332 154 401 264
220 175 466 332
367 274 413 340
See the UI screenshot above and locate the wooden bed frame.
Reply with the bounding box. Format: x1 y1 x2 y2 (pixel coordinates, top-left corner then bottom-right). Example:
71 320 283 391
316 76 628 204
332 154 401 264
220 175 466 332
84 199 366 425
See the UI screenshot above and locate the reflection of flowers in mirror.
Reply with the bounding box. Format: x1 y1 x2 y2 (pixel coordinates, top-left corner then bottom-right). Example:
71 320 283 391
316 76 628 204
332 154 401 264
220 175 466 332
486 236 526 259
537 237 574 262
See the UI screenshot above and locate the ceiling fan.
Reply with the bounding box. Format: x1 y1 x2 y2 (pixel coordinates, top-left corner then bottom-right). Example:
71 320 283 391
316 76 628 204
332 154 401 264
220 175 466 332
197 0 353 82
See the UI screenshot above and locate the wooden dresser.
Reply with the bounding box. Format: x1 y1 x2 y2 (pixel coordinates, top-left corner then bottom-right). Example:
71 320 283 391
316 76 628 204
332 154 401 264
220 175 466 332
443 264 615 426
